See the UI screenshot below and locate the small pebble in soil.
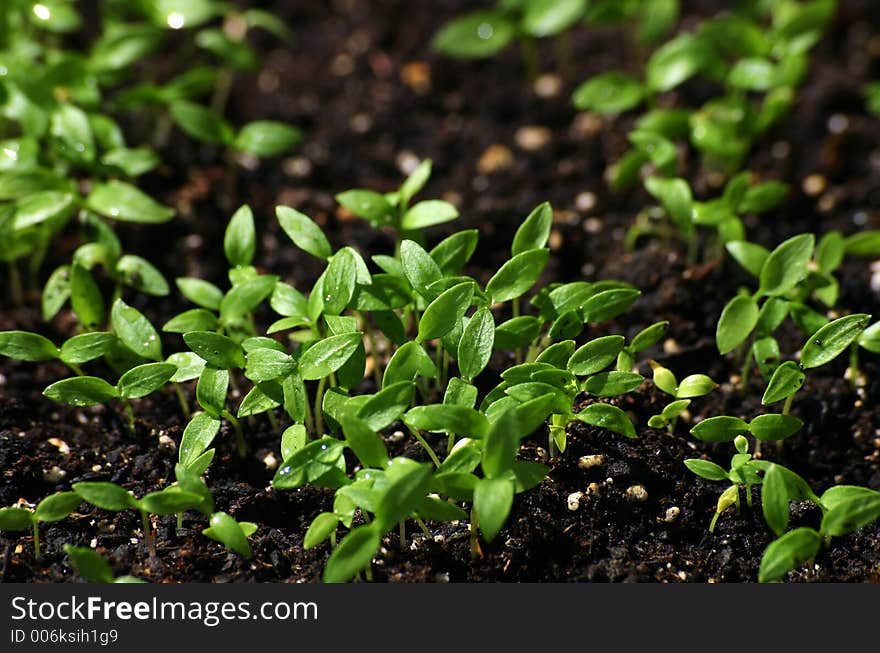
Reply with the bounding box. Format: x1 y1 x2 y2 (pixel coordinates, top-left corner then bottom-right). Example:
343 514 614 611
533 73 562 98
515 126 552 151
802 173 827 196
567 491 583 511
771 141 791 159
664 506 681 523
90 538 97 548
576 192 597 212
570 113 603 139
870 261 880 294
48 438 70 454
158 434 175 449
549 230 563 251
434 572 450 583
396 150 420 175
263 453 278 470
534 447 548 462
349 113 372 133
0 372 6 386
663 338 681 354
585 482 602 498
43 466 66 483
91 464 102 472
626 485 649 502
477 144 514 174
400 61 431 93
389 430 405 443
282 157 312 178
578 454 604 470
827 113 849 134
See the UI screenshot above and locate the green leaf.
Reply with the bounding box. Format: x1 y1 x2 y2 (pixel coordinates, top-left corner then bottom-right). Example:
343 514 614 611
244 348 294 383
432 11 516 59
820 486 880 512
726 241 769 277
576 403 636 438
73 482 136 511
762 361 805 404
582 371 643 397
494 316 542 350
728 57 776 91
749 414 803 442
375 461 433 531
323 248 358 315
716 295 759 355
139 488 202 515
70 264 104 328
758 528 821 583
234 121 301 157
196 367 228 417
42 265 71 321
35 492 81 522
50 104 95 164
573 72 645 115
179 412 220 467
568 335 624 376
183 331 244 369
512 203 553 256
237 382 282 417
400 239 443 300
59 332 115 365
336 190 394 226
644 176 693 235
399 159 432 206
675 374 717 399
762 465 791 536
522 0 586 37
486 249 549 303
86 181 174 224
280 424 307 460
684 459 729 481
820 494 880 537
219 275 277 322
276 206 332 260
340 412 389 468
162 308 219 334
64 545 114 583
13 191 75 230
430 229 479 275
44 376 119 407
0 507 33 531
691 416 749 442
457 307 495 381
115 255 169 296
739 181 789 214
300 333 362 380
224 205 256 267
581 288 640 323
646 34 713 91
757 234 814 297
383 341 436 387
176 278 223 311
401 200 458 231
630 321 669 352
858 321 880 353
202 512 253 558
801 313 871 369
117 363 175 399
405 405 489 438
170 100 233 145
844 230 880 257
111 299 161 361
357 381 414 431
0 331 58 362
166 351 206 383
474 477 514 542
418 282 474 342
323 523 381 582
303 512 340 549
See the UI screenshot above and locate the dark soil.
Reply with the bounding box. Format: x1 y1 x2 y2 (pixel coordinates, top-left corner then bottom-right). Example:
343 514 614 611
2 0 880 583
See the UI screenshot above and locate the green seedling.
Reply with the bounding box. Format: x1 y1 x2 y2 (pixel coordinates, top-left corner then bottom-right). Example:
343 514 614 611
73 481 204 558
64 545 145 583
202 512 258 558
647 361 717 433
335 160 458 251
0 492 81 558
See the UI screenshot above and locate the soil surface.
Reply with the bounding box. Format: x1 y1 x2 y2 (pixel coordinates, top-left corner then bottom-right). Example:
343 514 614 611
2 0 880 583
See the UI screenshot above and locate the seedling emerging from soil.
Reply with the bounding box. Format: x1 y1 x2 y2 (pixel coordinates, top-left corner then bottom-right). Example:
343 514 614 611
0 493 81 558
64 545 145 583
73 482 204 558
202 512 258 558
647 361 717 433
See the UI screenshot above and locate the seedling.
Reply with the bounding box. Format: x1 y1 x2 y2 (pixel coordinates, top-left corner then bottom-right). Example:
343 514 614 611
647 361 717 433
0 492 81 558
64 545 145 583
73 481 204 557
202 512 258 558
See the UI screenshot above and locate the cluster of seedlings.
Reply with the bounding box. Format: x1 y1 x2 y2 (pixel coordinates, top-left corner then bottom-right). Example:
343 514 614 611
1 0 879 583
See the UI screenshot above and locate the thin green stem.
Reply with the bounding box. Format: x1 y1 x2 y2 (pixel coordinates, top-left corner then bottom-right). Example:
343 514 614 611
313 377 327 438
469 507 480 559
398 521 406 552
849 343 860 391
173 382 190 419
223 410 246 456
68 363 84 376
8 261 23 307
122 399 135 432
782 393 794 416
32 520 40 559
406 425 441 468
267 409 279 433
141 510 156 558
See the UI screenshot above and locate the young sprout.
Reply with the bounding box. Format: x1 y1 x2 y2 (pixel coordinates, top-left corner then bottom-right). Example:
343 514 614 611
73 482 204 558
647 361 717 433
64 545 145 583
0 492 81 558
